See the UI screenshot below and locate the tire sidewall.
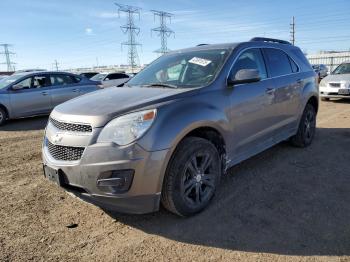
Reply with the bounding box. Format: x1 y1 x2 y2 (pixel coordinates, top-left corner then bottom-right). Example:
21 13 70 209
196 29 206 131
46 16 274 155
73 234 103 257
165 137 221 216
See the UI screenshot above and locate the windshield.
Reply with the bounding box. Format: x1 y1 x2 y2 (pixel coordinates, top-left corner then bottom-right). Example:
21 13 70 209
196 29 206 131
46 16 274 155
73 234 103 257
0 74 25 89
332 63 350 75
128 49 230 88
91 73 107 81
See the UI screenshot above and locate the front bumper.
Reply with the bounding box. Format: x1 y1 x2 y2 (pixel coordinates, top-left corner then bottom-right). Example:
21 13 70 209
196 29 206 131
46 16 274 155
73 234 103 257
320 83 350 98
42 139 169 214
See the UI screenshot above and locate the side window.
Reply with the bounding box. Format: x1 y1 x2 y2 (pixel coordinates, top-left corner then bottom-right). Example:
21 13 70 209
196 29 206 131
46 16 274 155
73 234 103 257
14 77 32 89
50 74 75 87
288 57 299 73
230 48 267 80
264 48 293 77
32 75 50 88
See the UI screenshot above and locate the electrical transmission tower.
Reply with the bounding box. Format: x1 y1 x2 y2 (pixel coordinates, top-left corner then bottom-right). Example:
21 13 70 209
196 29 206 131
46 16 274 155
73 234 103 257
115 3 141 72
0 44 16 71
151 10 174 55
290 16 295 45
53 60 59 71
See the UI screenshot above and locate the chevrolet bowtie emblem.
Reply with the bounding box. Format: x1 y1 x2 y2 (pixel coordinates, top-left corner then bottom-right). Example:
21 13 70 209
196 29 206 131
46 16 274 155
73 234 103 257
52 133 63 143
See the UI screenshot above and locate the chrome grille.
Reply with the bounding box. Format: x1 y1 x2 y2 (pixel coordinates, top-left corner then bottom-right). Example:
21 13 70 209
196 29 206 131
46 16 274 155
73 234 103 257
50 117 92 133
329 83 341 88
47 140 84 161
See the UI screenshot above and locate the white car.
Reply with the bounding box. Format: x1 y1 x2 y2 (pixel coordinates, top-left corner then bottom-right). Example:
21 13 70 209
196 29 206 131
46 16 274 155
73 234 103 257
319 61 350 101
90 72 130 88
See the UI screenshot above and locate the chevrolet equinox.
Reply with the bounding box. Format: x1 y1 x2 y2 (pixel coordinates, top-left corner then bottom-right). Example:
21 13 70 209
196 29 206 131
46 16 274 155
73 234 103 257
43 38 318 217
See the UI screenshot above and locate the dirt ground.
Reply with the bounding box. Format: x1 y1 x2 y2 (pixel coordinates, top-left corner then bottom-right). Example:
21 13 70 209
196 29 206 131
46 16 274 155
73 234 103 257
0 100 350 262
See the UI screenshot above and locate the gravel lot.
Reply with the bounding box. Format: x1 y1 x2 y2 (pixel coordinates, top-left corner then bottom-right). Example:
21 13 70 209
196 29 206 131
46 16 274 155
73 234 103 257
0 100 349 262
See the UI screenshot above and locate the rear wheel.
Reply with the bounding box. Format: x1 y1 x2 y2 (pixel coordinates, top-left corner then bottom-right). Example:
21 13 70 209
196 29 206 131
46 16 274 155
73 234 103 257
290 103 316 147
0 107 7 126
161 137 221 217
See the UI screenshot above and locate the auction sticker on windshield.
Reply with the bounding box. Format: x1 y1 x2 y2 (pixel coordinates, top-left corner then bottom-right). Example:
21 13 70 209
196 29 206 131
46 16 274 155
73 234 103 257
189 57 212 67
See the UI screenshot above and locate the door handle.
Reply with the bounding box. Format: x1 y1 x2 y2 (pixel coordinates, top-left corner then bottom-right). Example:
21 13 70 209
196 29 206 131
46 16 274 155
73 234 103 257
72 89 79 92
41 91 49 96
265 87 275 94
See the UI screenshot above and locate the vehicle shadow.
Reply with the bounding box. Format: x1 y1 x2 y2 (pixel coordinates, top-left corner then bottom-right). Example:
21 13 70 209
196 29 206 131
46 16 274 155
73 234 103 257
106 127 350 256
0 116 48 131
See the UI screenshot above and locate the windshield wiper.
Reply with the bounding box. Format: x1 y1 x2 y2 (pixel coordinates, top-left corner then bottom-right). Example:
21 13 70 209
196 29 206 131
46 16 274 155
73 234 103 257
143 83 178 89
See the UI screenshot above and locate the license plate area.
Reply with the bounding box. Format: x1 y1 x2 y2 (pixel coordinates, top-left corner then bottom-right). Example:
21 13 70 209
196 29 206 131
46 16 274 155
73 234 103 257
338 89 350 95
44 165 63 186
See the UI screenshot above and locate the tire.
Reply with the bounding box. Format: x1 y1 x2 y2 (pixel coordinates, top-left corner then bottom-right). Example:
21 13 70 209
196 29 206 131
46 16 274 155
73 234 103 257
321 97 330 101
290 103 316 148
161 137 222 217
0 107 7 126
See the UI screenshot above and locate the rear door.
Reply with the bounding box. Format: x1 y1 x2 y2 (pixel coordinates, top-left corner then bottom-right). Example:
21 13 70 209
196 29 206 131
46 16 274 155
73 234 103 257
227 48 277 161
50 74 81 107
262 48 302 139
9 75 52 118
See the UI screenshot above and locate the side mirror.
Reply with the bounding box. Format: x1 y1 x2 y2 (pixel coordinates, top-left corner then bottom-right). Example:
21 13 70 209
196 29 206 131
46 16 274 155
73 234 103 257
12 84 24 90
105 78 109 81
227 69 261 86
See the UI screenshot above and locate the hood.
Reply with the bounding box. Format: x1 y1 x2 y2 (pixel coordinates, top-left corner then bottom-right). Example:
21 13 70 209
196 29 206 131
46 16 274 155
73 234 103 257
51 86 197 127
322 73 350 83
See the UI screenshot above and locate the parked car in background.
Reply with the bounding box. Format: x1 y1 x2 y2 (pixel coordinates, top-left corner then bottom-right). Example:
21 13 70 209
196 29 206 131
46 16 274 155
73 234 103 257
312 64 328 79
0 71 101 125
43 37 318 216
80 72 99 79
319 61 350 101
91 72 130 88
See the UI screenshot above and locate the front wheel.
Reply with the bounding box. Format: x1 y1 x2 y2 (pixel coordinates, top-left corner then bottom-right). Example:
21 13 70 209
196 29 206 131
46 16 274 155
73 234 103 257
161 137 221 217
0 107 7 126
290 103 316 147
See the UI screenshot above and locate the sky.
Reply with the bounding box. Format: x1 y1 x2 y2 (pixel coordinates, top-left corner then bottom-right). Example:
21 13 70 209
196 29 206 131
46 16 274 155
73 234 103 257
1 0 350 71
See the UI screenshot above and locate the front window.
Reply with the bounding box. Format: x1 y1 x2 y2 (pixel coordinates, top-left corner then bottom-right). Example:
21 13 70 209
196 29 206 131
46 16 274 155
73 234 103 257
91 73 107 81
332 63 350 75
128 49 230 88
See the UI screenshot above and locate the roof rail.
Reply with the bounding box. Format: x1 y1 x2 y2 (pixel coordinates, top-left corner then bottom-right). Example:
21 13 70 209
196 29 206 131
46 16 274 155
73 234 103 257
197 44 209 46
250 37 291 45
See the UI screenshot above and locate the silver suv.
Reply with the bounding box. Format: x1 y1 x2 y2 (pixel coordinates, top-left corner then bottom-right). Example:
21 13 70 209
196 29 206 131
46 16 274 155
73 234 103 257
42 38 318 217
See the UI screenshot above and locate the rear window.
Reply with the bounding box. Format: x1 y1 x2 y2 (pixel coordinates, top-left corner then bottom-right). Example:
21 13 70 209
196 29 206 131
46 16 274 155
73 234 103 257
264 48 293 77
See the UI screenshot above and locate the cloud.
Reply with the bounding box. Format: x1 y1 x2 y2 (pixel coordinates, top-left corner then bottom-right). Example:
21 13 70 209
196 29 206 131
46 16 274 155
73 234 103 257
95 12 118 19
85 28 94 35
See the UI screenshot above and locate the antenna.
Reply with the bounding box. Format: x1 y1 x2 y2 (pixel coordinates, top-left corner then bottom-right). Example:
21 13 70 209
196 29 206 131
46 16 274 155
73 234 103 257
115 3 141 73
53 60 59 71
0 44 16 71
151 10 174 55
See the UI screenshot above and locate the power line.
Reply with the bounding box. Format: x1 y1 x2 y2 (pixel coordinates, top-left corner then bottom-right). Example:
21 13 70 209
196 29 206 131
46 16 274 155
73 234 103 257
115 3 141 73
0 44 16 71
290 16 295 45
151 10 175 55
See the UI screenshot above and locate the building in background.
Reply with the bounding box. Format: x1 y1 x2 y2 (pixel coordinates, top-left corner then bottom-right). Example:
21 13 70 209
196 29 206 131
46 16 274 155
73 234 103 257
307 51 350 73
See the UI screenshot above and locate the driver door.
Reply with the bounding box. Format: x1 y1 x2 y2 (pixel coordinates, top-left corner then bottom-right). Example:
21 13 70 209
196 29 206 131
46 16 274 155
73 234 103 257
227 48 277 163
9 75 52 118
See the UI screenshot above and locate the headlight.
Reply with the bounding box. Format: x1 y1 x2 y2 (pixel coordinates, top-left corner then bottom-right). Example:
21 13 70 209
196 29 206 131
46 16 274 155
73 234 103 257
319 81 326 88
97 109 157 145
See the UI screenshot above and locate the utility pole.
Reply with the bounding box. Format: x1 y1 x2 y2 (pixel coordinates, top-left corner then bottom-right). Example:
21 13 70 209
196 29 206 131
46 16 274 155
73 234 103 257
53 60 59 71
290 16 295 45
115 3 141 73
0 44 16 72
151 10 174 55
